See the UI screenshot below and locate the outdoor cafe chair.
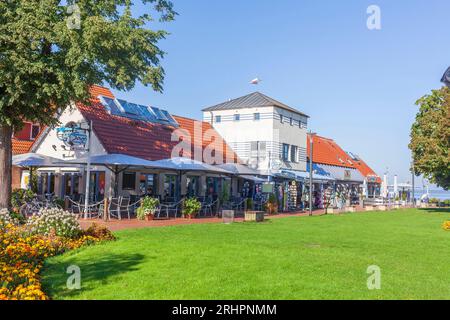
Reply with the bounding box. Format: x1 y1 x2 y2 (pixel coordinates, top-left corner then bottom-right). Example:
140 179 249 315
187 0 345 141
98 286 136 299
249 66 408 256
109 197 122 220
65 196 103 219
200 199 219 217
160 199 184 219
120 197 131 219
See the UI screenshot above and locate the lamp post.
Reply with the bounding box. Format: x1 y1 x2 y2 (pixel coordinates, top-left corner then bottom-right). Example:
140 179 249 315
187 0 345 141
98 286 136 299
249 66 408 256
441 67 450 87
411 161 415 208
308 132 316 216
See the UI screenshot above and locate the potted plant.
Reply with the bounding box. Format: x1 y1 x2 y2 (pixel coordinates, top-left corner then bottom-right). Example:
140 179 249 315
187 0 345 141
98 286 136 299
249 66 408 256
137 196 160 221
183 198 201 219
265 193 278 215
245 198 254 211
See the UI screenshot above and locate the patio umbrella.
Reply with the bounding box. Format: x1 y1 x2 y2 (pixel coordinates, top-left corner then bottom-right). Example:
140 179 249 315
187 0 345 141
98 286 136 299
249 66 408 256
58 154 165 197
149 157 232 200
13 153 63 168
12 153 70 189
149 157 231 175
216 163 260 175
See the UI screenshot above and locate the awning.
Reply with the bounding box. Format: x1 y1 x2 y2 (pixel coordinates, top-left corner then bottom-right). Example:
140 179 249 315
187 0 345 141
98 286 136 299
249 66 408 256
313 164 364 183
238 175 266 183
282 170 335 182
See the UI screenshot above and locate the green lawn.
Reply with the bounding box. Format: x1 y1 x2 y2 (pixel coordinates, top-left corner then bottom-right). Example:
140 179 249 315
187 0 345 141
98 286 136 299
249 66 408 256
42 208 450 300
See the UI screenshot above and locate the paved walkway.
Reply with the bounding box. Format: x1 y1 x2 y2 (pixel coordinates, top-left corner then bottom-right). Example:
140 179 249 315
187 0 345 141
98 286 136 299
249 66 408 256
79 209 330 231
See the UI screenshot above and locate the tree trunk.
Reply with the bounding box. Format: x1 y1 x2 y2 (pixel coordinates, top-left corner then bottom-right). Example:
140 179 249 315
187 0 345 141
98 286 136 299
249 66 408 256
0 124 12 209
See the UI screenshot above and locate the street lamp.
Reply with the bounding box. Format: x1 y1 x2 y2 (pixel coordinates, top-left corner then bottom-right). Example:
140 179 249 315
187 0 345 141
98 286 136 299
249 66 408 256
308 132 316 216
441 67 450 87
411 161 415 208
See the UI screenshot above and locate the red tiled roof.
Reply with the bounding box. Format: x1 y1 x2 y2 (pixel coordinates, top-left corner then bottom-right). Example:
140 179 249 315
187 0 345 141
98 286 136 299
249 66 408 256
307 134 380 182
307 134 355 168
12 126 46 155
77 85 237 162
352 158 381 183
12 139 34 155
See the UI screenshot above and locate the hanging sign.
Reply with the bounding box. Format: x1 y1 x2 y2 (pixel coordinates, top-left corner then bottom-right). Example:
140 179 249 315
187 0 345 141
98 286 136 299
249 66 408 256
56 123 88 150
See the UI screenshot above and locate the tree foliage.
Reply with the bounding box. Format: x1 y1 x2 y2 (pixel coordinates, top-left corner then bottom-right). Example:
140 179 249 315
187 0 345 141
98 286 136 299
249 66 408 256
0 0 176 130
409 87 450 190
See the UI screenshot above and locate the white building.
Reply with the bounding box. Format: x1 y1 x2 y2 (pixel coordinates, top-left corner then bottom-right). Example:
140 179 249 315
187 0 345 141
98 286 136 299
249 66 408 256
203 92 309 173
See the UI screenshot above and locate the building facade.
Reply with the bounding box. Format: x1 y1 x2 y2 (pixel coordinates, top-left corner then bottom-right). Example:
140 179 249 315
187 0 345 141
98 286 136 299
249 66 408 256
203 92 309 173
31 86 239 202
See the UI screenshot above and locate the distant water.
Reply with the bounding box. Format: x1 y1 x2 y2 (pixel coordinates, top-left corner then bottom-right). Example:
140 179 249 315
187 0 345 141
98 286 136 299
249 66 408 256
428 189 450 200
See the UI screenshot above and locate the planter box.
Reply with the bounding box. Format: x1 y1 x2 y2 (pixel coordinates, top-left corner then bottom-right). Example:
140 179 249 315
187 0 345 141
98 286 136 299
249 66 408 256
345 206 356 213
377 205 387 211
365 206 374 211
245 211 265 222
325 208 336 214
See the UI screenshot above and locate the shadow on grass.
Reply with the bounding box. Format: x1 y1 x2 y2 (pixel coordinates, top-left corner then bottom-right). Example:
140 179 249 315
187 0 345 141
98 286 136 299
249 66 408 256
419 208 450 214
42 252 146 299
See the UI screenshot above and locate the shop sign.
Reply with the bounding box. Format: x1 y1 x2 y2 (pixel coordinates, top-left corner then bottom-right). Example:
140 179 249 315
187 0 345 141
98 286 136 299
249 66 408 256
344 170 351 180
262 183 274 193
56 123 88 150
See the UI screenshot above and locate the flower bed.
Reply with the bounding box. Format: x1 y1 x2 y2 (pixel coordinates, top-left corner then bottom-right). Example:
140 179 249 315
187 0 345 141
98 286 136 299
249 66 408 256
0 209 114 300
443 221 450 231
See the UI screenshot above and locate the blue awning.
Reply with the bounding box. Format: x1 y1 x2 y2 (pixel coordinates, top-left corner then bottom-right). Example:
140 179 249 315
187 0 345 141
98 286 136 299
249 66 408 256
312 164 364 183
282 170 335 182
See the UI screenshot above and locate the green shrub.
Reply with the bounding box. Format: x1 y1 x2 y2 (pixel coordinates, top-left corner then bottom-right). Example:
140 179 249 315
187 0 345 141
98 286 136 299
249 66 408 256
53 198 66 209
11 188 34 208
83 223 116 241
246 198 254 211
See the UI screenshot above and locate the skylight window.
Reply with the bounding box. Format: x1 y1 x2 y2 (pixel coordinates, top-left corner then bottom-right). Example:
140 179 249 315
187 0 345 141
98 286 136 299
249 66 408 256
150 106 168 121
98 96 122 115
117 99 140 116
160 109 178 126
98 95 178 127
137 105 157 122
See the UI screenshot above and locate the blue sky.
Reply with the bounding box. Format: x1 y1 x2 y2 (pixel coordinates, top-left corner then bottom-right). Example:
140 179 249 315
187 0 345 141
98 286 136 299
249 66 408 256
110 0 450 184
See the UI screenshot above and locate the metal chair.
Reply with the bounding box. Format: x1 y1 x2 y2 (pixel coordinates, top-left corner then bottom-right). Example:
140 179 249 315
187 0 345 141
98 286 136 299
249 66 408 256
160 199 184 219
200 199 219 217
108 197 121 220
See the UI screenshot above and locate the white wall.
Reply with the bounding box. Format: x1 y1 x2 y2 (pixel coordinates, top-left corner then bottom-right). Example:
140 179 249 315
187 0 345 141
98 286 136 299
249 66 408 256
34 106 112 198
203 105 307 172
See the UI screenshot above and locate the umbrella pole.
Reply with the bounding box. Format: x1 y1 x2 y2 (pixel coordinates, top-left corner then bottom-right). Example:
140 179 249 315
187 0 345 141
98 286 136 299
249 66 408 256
29 167 33 190
83 120 93 219
114 166 119 198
